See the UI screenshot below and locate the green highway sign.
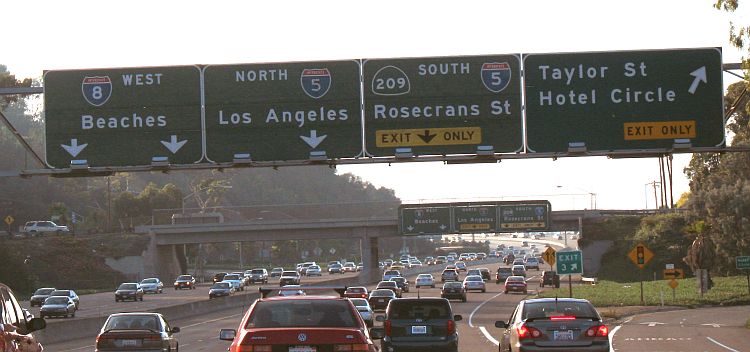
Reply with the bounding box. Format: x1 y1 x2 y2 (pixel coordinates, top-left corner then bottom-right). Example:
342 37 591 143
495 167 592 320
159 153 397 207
363 55 523 156
401 206 451 235
44 66 203 168
737 256 750 270
524 48 724 153
203 60 363 162
454 205 497 233
498 201 550 231
556 250 583 275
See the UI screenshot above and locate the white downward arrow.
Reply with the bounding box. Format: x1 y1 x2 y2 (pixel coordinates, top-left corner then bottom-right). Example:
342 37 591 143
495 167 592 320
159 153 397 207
160 135 187 154
439 224 447 230
300 130 327 149
407 226 414 231
61 139 87 157
688 66 707 94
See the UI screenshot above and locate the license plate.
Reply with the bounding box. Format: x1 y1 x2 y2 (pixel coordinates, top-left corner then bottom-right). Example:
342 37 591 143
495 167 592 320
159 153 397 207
289 346 316 352
119 339 139 347
411 325 427 334
553 330 574 341
378 299 385 302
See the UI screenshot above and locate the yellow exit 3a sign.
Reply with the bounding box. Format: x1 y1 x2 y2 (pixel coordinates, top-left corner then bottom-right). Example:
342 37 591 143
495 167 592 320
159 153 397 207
375 127 481 147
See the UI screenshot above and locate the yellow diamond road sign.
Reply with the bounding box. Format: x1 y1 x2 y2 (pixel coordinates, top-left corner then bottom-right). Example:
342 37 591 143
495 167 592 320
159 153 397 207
4 215 13 226
628 243 654 269
543 247 556 267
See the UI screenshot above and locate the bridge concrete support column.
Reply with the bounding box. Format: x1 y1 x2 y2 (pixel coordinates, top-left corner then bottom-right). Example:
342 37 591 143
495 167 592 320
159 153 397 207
359 234 380 285
144 232 182 281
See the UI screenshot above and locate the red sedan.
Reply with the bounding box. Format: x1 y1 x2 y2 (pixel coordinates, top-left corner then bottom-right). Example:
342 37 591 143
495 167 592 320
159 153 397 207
220 287 380 352
504 276 528 294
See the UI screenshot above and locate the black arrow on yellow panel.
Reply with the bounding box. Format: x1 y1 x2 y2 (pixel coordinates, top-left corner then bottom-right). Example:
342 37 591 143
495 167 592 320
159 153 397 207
418 130 437 144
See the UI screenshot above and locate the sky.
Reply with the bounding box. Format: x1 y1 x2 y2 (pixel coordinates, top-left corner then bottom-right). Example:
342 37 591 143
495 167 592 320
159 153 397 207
3 0 748 210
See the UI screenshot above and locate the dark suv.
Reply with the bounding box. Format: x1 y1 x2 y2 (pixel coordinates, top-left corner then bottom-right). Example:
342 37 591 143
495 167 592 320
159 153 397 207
540 270 560 288
1 283 47 351
376 298 462 352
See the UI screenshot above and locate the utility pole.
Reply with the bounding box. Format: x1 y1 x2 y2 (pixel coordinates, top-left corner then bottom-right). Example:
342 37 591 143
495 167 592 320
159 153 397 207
107 176 111 233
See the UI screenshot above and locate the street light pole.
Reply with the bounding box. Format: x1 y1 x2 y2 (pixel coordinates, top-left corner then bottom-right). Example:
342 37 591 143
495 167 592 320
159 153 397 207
557 186 597 210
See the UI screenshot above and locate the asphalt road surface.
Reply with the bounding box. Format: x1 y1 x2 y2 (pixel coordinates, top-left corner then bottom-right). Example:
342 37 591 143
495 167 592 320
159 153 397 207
45 260 541 351
24 271 360 321
610 305 750 352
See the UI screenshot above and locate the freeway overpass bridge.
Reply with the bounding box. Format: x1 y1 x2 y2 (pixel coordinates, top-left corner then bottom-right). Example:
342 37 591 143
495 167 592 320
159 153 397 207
136 202 666 282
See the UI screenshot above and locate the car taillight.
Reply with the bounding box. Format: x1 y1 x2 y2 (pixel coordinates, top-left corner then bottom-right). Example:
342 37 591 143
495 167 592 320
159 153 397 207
334 344 370 351
447 319 456 335
516 324 542 339
238 345 273 352
384 320 392 336
585 324 608 337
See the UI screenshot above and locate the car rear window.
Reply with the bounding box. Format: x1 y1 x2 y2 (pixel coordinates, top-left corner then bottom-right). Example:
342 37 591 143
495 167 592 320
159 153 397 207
282 271 297 276
371 290 393 297
247 300 356 328
178 275 192 280
118 283 138 290
388 300 451 319
51 290 69 296
141 279 157 284
523 301 599 320
45 297 69 305
224 274 240 280
105 314 160 330
347 287 365 293
444 282 462 288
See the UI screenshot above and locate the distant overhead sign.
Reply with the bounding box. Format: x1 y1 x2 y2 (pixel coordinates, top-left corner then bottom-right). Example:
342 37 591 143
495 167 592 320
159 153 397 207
400 206 452 234
524 48 724 153
400 200 550 235
363 55 523 156
44 66 203 168
203 60 363 162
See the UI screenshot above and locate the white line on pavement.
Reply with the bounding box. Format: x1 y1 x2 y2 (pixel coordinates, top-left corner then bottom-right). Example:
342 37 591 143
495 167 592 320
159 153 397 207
181 313 244 329
59 345 95 352
479 326 500 346
607 317 630 352
469 291 505 327
706 337 740 352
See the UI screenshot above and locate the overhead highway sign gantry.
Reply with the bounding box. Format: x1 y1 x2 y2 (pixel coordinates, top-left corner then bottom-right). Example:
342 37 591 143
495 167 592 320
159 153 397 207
44 66 203 168
524 48 724 153
363 55 523 157
203 60 363 162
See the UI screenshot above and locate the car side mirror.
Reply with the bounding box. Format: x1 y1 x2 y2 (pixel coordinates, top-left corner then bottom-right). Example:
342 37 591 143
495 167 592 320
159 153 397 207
171 327 180 333
369 327 385 339
27 317 46 333
375 315 385 322
494 320 508 329
219 328 236 341
453 314 463 321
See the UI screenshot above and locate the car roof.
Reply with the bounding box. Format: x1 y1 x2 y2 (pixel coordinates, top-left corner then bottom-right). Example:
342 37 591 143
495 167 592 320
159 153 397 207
523 297 591 304
262 295 344 302
109 312 163 317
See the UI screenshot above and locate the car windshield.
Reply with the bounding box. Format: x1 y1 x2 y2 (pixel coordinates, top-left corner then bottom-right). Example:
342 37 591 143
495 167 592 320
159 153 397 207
507 277 525 282
282 271 297 276
45 297 69 305
252 269 265 274
378 282 396 287
177 275 192 280
50 290 69 296
119 283 138 290
246 300 357 328
212 283 230 289
224 274 240 280
389 301 450 319
141 279 157 284
418 275 431 279
34 288 55 295
105 315 161 331
385 270 399 275
272 268 283 272
522 301 599 320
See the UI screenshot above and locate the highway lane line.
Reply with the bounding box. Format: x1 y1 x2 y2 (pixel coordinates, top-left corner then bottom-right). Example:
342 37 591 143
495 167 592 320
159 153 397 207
59 345 95 351
181 312 244 329
608 317 631 352
468 291 505 327
706 337 740 352
479 326 500 346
